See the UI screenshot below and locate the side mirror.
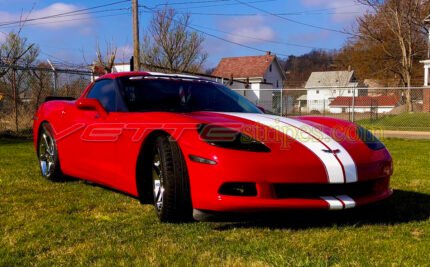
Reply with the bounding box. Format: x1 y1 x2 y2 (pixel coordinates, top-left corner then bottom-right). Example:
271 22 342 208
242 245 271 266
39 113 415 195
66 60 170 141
76 98 108 118
257 106 265 113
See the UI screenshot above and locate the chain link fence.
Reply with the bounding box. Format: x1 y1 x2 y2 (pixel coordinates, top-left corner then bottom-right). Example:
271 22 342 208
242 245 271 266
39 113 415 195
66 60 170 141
0 66 91 135
1 68 429 137
233 87 430 134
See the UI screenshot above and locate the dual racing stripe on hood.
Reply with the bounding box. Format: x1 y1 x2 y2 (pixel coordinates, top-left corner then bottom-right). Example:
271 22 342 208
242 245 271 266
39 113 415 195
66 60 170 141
217 112 358 184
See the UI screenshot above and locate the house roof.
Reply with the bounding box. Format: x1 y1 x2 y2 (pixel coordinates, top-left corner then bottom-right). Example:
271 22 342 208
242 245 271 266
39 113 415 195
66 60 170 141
305 71 355 88
212 54 278 79
329 95 400 107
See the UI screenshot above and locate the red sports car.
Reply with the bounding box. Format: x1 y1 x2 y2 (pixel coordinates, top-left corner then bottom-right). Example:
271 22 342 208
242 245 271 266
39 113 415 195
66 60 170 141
33 72 393 222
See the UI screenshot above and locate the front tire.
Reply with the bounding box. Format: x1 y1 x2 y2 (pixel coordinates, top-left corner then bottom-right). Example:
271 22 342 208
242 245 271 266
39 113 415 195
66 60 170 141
151 135 192 222
37 123 63 181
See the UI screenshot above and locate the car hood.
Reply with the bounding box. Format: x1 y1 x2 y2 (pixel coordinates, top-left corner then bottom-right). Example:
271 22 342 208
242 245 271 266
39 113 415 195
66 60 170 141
182 111 391 183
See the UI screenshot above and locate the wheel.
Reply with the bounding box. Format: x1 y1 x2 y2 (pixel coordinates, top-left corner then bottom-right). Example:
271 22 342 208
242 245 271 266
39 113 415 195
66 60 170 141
151 135 192 222
38 123 63 181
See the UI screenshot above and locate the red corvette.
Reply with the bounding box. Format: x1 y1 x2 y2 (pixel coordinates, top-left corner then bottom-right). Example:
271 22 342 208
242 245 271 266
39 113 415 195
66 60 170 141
33 72 393 222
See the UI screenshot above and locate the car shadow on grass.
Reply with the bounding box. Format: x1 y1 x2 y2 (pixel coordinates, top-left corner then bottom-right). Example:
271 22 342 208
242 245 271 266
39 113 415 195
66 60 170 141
52 179 430 229
212 190 430 230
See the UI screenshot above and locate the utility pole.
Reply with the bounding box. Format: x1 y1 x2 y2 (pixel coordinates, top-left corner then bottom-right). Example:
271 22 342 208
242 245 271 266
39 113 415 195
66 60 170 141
47 59 57 95
132 0 141 71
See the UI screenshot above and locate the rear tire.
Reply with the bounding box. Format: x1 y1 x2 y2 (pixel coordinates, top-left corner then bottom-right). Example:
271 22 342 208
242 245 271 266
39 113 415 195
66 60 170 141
37 123 63 182
151 135 192 222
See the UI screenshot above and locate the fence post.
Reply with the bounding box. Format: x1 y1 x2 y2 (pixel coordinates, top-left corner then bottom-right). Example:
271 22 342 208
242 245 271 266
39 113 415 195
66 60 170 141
323 99 326 116
280 89 283 116
351 87 356 122
53 71 57 95
47 59 57 95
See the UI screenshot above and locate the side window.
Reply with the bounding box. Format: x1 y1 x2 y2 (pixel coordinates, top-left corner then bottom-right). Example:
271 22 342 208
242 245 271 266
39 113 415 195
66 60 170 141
87 79 127 112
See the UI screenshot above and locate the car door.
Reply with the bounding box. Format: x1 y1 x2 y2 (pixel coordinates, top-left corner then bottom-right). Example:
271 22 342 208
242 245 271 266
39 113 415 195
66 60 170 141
67 79 126 186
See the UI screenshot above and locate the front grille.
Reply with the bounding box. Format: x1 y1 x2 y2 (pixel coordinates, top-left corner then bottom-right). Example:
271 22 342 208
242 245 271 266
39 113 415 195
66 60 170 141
273 179 382 199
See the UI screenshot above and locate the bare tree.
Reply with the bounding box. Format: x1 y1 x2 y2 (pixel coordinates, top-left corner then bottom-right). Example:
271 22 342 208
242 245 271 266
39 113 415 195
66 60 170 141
31 62 52 110
355 0 430 111
141 8 208 73
0 32 39 132
93 40 117 74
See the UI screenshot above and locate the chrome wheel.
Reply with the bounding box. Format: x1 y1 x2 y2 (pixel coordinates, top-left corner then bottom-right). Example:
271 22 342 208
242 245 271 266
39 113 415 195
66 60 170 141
152 149 164 212
39 131 55 178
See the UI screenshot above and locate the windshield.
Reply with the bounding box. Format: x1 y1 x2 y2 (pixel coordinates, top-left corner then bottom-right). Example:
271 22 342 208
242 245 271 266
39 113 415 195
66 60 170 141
118 77 262 113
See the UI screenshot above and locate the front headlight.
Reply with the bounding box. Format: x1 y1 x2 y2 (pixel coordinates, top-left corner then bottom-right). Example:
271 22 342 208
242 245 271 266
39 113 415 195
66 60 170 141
356 126 385 150
197 124 271 152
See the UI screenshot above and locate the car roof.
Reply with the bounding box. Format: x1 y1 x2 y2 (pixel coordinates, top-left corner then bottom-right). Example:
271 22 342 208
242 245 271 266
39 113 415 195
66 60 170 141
97 71 201 80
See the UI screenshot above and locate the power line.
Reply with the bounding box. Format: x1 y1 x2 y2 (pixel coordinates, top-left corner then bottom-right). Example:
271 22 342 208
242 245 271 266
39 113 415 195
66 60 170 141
0 12 130 29
233 0 356 36
142 10 360 17
152 0 232 8
171 0 276 10
189 23 329 50
143 6 333 51
0 0 130 27
141 5 290 57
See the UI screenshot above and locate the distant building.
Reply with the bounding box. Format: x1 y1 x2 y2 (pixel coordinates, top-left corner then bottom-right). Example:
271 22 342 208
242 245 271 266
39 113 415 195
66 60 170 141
212 52 288 113
329 95 399 114
305 70 362 113
212 52 286 88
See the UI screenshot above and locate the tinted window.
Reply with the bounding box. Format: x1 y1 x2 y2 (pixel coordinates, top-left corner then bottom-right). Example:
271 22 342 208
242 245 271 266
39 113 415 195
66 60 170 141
87 79 127 112
118 77 262 113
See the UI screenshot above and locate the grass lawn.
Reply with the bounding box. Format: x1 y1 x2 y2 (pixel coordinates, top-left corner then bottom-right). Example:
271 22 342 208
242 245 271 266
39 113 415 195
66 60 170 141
358 112 430 131
1 138 430 266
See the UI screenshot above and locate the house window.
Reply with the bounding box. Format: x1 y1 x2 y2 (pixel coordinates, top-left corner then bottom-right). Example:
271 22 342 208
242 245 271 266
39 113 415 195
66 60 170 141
276 80 279 88
269 64 272 72
348 90 351 93
316 90 319 94
333 90 336 94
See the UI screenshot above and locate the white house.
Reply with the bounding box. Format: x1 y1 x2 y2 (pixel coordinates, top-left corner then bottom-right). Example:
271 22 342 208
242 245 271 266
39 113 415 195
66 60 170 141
305 70 360 113
329 95 399 114
211 52 288 113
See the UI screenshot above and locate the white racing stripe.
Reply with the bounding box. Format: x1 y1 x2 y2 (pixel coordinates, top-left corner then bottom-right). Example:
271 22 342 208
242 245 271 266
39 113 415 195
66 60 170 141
265 115 358 183
219 112 347 183
336 195 356 209
320 196 344 210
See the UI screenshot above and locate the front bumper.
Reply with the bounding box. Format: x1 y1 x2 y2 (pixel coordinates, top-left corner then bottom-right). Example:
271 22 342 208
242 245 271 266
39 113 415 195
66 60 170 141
191 176 392 212
180 131 393 214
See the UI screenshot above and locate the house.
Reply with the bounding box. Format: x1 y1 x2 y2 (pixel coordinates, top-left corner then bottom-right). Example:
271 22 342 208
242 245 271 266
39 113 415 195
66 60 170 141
329 95 400 114
305 70 361 113
212 51 286 88
212 52 288 113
